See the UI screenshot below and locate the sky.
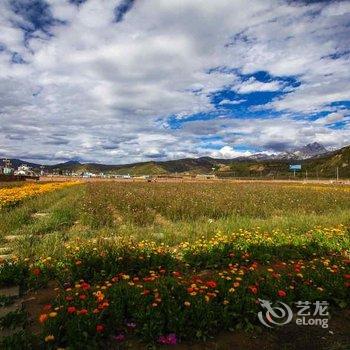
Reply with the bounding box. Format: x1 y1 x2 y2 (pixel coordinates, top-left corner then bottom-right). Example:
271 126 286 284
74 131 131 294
0 0 349 164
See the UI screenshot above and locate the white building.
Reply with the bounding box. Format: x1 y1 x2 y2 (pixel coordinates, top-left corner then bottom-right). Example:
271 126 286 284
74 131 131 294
15 164 35 176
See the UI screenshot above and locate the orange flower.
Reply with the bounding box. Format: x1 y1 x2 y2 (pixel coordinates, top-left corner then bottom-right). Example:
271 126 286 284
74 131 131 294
95 291 105 302
39 314 48 324
248 285 258 295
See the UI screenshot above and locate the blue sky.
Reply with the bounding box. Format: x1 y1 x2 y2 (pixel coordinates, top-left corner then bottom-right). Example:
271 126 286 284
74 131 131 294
0 0 349 164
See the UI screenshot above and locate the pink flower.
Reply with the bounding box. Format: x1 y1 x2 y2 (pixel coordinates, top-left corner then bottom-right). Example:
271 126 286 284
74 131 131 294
126 322 136 329
112 334 125 343
158 333 177 345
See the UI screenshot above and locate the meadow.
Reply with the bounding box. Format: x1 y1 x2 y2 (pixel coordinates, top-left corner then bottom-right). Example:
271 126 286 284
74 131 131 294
0 180 349 349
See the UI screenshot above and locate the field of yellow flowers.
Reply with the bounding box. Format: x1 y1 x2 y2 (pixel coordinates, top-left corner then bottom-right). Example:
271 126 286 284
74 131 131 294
0 181 349 349
0 181 79 209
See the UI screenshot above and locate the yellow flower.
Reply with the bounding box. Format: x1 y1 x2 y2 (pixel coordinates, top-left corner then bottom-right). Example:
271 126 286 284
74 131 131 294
49 312 57 318
184 301 191 307
45 335 55 342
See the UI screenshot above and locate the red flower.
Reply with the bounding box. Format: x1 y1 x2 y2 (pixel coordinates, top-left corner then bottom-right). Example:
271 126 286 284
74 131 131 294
67 306 76 314
79 294 87 300
78 309 88 315
277 290 287 298
39 314 48 324
206 281 217 289
65 296 74 301
248 285 258 295
32 268 41 276
96 324 105 333
81 282 90 290
172 271 181 277
344 274 350 280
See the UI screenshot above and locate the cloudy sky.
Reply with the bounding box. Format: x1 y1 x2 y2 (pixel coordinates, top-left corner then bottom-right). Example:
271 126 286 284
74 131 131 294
0 0 349 164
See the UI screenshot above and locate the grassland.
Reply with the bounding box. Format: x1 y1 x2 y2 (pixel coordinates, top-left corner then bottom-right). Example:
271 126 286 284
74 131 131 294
0 181 349 349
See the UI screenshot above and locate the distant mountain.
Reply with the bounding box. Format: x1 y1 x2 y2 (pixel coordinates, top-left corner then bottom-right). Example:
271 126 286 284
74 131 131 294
287 142 328 159
2 143 349 178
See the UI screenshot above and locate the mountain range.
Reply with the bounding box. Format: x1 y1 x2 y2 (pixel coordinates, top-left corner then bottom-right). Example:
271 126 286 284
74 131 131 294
2 143 350 179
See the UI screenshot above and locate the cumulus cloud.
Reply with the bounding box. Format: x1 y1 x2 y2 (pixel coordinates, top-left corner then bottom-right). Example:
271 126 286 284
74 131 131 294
233 77 284 94
211 146 253 159
0 0 349 163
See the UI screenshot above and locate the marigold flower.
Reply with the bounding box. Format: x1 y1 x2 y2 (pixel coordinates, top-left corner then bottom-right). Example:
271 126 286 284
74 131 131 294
95 291 105 302
45 335 55 342
39 314 48 324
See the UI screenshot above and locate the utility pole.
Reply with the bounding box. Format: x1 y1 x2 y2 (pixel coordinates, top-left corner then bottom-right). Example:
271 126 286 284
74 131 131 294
305 170 308 181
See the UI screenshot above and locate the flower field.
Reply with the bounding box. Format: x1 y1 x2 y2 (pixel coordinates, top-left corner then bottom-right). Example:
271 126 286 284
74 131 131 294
0 181 349 349
0 182 79 209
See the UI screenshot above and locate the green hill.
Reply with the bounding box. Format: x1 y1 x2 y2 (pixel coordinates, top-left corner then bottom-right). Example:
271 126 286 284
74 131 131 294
5 145 350 179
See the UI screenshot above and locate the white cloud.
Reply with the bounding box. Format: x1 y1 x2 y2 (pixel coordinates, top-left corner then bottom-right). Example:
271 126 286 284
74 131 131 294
315 112 346 125
233 77 283 94
211 146 253 159
218 99 246 105
0 0 349 163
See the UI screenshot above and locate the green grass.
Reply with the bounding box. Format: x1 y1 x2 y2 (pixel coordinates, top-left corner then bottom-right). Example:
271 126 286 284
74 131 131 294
0 181 349 260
